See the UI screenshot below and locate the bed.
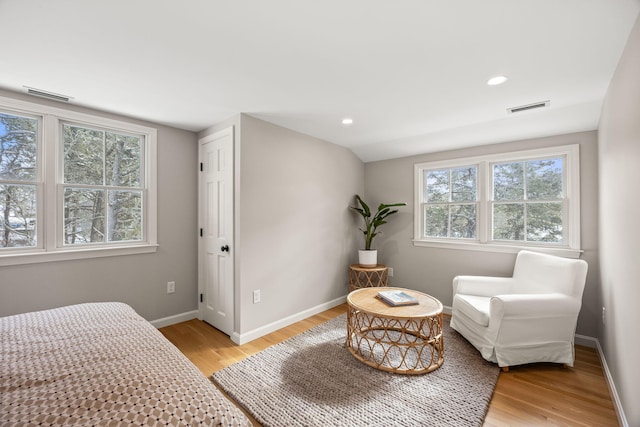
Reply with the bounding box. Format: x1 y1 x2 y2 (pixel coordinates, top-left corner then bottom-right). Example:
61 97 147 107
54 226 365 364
0 302 251 426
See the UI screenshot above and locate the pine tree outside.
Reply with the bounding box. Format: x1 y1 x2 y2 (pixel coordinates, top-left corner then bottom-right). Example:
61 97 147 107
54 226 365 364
63 124 143 245
0 112 38 248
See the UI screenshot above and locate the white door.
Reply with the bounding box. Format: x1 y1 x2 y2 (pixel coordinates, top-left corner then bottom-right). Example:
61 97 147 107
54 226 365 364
199 127 234 336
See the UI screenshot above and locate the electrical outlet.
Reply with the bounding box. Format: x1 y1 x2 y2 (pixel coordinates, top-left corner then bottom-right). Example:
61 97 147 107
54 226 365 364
602 306 606 325
388 267 394 277
253 289 261 304
167 281 175 294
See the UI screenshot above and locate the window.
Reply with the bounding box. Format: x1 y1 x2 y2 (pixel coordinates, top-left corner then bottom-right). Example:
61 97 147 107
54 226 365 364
62 123 143 245
491 158 564 243
414 145 581 257
423 165 477 239
0 112 39 249
0 95 157 266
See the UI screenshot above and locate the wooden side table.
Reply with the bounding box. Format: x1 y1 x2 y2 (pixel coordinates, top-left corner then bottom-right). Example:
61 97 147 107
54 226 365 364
349 264 388 291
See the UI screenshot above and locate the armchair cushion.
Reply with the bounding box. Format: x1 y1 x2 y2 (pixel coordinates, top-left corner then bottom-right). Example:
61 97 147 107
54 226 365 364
453 295 491 326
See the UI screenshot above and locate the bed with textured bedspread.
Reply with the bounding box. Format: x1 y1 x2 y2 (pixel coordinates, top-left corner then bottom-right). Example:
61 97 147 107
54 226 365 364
0 302 250 426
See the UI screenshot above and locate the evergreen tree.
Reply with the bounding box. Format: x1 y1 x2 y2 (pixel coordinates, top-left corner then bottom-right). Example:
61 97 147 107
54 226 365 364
0 113 37 247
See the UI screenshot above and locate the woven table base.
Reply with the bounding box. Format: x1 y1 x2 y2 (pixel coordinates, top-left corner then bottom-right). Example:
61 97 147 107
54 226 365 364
347 305 444 374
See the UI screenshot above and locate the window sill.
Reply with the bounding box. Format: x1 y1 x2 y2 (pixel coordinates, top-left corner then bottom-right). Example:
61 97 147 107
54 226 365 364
412 239 583 259
0 244 159 267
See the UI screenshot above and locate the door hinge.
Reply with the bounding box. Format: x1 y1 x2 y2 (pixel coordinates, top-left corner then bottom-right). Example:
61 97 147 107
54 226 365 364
200 162 203 172
199 228 203 237
200 293 203 303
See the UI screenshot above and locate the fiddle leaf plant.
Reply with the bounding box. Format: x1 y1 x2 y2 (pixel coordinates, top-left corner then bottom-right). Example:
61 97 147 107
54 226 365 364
350 195 406 250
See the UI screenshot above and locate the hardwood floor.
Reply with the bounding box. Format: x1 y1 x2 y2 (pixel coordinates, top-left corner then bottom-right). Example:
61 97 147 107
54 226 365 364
160 304 619 427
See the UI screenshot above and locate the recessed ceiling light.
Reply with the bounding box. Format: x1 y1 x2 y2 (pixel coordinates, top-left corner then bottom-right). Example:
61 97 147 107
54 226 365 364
487 76 508 86
341 117 354 125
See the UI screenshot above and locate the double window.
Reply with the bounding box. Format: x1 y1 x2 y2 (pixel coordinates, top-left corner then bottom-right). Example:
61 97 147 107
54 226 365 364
0 96 157 265
414 145 580 257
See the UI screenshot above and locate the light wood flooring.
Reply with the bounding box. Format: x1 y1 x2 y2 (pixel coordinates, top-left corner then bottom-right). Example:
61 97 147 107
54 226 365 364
160 303 619 427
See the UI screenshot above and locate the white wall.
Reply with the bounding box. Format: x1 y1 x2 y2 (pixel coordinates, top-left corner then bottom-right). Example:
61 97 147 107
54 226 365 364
363 130 600 336
0 89 199 322
200 114 364 337
598 14 640 427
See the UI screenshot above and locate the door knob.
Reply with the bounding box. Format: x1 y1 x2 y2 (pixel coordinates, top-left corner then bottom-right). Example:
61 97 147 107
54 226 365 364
221 245 230 252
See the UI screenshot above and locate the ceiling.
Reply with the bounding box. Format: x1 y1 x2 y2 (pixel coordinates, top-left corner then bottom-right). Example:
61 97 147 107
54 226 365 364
1 1 639 162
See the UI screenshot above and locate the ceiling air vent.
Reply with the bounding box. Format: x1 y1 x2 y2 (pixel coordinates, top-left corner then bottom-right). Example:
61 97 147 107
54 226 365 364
24 86 73 102
507 100 550 114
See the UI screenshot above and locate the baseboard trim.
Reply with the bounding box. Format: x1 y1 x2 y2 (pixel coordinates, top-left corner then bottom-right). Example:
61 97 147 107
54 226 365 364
592 338 628 427
231 295 347 345
573 333 627 426
574 333 598 348
150 310 198 329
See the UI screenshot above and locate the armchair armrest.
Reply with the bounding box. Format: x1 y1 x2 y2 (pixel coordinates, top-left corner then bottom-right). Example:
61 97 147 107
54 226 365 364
490 293 581 318
453 275 514 297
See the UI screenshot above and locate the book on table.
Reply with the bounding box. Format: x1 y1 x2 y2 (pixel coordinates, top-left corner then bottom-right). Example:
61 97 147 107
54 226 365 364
377 290 419 306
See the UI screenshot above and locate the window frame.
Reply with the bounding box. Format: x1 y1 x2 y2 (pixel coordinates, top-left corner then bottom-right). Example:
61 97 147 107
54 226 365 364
414 144 581 258
0 95 157 266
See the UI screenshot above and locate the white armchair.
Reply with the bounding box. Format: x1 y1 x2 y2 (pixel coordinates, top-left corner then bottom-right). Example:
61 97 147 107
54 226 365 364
450 250 588 371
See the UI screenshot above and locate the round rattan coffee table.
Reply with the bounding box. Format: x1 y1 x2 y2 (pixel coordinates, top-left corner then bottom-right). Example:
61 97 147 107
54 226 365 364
346 287 444 375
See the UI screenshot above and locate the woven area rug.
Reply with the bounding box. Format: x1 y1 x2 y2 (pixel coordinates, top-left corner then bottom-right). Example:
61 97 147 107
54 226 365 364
212 314 499 427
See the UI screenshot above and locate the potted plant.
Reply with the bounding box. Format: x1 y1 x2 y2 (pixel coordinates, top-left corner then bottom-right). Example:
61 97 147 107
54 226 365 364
350 195 406 267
